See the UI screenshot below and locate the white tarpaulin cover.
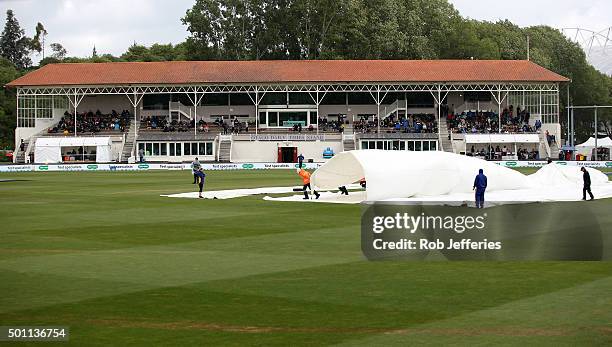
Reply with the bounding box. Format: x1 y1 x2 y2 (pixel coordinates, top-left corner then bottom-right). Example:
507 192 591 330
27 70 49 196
308 150 612 203
35 137 112 163
311 150 531 201
160 150 611 204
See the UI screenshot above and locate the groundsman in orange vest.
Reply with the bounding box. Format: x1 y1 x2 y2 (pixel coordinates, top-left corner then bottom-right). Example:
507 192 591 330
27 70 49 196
296 168 320 199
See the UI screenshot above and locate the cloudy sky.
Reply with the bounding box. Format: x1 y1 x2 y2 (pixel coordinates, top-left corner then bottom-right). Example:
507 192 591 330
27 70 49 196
1 0 610 62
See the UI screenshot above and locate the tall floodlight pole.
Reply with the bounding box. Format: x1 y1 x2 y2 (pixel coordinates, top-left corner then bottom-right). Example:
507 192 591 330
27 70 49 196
527 35 530 61
73 93 77 136
594 106 598 160
570 108 576 146
567 84 570 146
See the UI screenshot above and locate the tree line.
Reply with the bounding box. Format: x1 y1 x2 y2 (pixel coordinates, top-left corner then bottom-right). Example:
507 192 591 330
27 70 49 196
0 0 611 149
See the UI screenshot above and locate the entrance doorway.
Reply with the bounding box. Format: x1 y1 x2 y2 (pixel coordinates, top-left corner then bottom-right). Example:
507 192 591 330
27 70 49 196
278 146 297 163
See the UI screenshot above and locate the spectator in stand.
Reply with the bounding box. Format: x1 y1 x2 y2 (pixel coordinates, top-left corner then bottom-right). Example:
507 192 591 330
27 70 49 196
49 110 131 135
139 148 145 163
545 130 552 145
535 119 542 131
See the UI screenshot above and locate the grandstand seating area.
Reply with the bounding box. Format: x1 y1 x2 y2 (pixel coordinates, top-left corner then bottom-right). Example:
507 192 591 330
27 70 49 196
139 116 250 134
47 110 131 135
447 107 540 134
354 114 438 134
139 115 348 134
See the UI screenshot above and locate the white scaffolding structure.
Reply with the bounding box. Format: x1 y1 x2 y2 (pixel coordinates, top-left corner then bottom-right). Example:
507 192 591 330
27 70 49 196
566 105 612 159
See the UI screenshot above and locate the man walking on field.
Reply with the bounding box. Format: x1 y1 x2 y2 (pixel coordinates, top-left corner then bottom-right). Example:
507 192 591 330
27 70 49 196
581 167 594 200
297 168 320 200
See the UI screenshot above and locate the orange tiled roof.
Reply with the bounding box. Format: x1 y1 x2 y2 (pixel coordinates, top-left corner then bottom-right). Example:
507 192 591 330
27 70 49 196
7 60 569 87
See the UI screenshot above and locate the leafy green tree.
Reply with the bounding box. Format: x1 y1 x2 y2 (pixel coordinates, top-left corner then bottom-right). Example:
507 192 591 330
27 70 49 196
182 0 225 60
121 43 184 61
0 57 20 148
0 10 32 69
30 22 47 56
50 42 67 59
149 43 181 61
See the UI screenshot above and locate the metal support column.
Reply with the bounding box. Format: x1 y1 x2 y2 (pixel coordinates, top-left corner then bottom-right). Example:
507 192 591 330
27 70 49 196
377 87 380 135
497 88 502 133
255 88 259 136
437 88 441 139
308 87 327 137
133 92 137 138
247 87 266 138
74 94 78 136
124 89 144 147
194 92 198 138
67 90 85 137
316 89 319 136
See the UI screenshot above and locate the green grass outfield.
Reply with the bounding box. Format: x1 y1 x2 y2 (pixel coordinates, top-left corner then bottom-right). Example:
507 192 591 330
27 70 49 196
0 168 611 346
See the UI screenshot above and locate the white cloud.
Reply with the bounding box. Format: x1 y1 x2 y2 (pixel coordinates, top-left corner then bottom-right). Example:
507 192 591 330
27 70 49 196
0 0 192 61
448 0 611 31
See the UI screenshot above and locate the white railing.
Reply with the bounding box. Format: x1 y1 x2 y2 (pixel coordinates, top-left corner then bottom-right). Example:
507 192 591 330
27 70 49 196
23 134 39 163
342 134 356 141
538 131 552 158
169 101 193 120
117 132 126 162
233 133 341 141
383 100 400 119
